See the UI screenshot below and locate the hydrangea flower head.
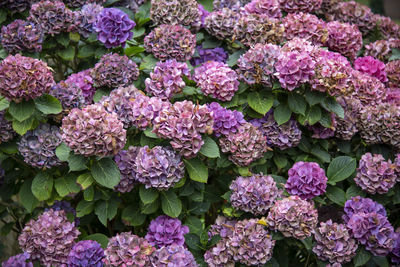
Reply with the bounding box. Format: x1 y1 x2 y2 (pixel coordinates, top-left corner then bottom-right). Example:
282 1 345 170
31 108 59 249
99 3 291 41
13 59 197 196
354 56 388 83
150 0 200 27
2 253 33 267
150 244 198 267
1 19 43 54
68 240 104 267
343 196 386 223
208 102 245 137
145 215 189 248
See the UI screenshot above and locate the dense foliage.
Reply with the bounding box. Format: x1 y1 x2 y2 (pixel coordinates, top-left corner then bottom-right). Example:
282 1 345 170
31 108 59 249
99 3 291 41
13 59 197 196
0 0 400 266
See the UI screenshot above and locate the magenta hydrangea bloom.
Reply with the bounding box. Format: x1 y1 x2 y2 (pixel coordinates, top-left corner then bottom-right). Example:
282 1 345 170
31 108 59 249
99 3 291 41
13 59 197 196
1 19 43 54
2 253 33 267
267 196 318 240
237 43 281 86
386 59 400 88
278 0 322 13
274 50 315 91
18 209 80 267
350 70 386 106
91 53 139 89
282 12 328 46
225 219 275 266
243 0 282 19
375 15 400 40
343 196 387 223
145 59 191 100
335 96 361 140
134 145 185 190
347 212 395 256
65 70 95 103
251 111 302 150
208 102 245 137
0 54 54 103
326 21 363 60
219 123 268 166
145 215 189 248
114 146 140 193
18 124 63 169
104 232 155 267
230 174 281 215
354 56 388 83
28 0 76 35
150 244 198 267
75 3 104 38
313 220 358 265
194 61 239 102
190 45 228 66
144 24 196 62
286 161 327 200
354 153 397 194
94 8 135 48
61 103 126 157
365 39 400 63
68 240 104 267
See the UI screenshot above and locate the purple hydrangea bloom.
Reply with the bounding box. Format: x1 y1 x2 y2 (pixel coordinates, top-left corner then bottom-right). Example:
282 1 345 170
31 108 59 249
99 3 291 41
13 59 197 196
213 0 250 11
343 196 386 223
65 70 96 103
208 216 237 239
335 97 361 141
278 0 322 13
365 39 400 63
114 146 139 193
134 146 185 190
350 70 387 106
204 8 240 41
308 113 336 139
198 4 209 28
190 45 228 67
94 8 135 48
274 50 315 91
243 0 282 19
267 196 318 240
0 0 31 13
2 253 33 267
150 0 200 27
68 240 104 267
18 124 63 169
75 3 104 38
208 102 245 137
225 219 275 265
144 24 196 62
145 215 189 248
354 56 388 83
194 61 239 101
145 59 191 100
150 244 198 267
204 241 235 267
230 174 281 215
391 232 400 264
0 54 55 103
0 110 15 144
50 81 86 119
347 212 395 256
375 15 400 40
219 123 268 166
251 111 302 150
1 19 43 54
104 232 155 267
313 220 358 265
237 43 281 87
48 200 80 226
286 161 328 200
354 153 397 194
18 209 80 267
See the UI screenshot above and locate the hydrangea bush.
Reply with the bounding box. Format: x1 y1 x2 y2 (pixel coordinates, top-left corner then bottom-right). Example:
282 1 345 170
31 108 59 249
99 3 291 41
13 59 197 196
1 0 400 266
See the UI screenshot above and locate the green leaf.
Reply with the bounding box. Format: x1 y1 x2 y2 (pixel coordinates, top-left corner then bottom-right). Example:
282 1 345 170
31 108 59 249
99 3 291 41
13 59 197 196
56 33 70 47
91 158 121 189
84 186 94 201
143 128 158 138
82 234 109 249
0 9 6 24
202 38 221 49
305 90 325 106
76 173 94 190
125 46 145 56
288 93 307 115
307 105 321 125
76 200 94 217
372 256 389 267
55 143 71 162
346 185 366 199
0 97 10 111
197 0 213 11
185 216 203 235
354 248 371 267
122 205 146 226
227 50 245 67
54 174 80 197
199 137 220 158
57 46 75 61
139 185 159 204
274 104 292 125
68 154 88 172
95 198 119 226
273 154 287 169
8 100 35 122
31 172 53 201
77 45 96 58
12 117 34 135
182 86 197 96
93 89 109 103
19 179 39 212
184 158 209 183
141 200 159 214
34 94 62 115
248 91 274 115
389 48 400 61
139 54 158 70
185 233 202 251
326 186 346 206
161 190 182 218
323 97 345 119
327 156 357 184
310 147 331 163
